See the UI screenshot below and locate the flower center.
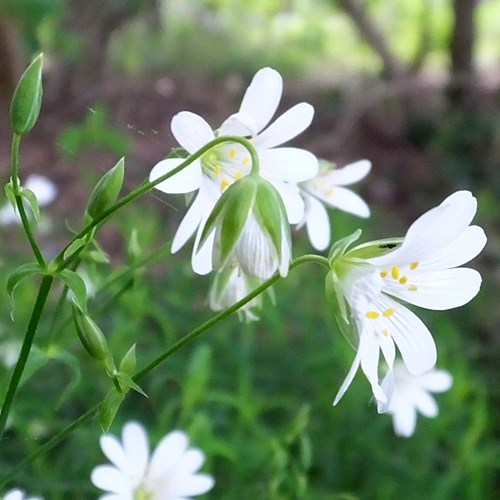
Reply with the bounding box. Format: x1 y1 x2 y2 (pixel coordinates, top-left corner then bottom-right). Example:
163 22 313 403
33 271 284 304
201 144 252 192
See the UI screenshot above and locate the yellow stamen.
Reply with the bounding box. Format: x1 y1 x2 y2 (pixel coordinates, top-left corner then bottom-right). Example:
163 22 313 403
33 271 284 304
410 261 419 270
391 265 400 280
229 149 236 159
399 276 408 284
380 270 388 278
408 284 418 292
382 329 389 337
220 179 230 191
383 308 395 317
242 157 250 165
327 187 334 197
366 311 380 319
234 171 243 180
214 165 222 176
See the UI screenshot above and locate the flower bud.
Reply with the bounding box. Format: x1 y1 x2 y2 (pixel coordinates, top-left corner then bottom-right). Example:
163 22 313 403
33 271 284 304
86 158 124 219
72 305 110 361
10 53 44 135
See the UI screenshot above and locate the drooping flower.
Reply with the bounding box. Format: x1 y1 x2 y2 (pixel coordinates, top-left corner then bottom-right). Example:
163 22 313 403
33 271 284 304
328 191 486 406
91 421 214 499
379 361 453 437
0 175 57 225
298 159 371 251
200 173 291 282
3 488 42 500
209 264 264 322
150 67 317 274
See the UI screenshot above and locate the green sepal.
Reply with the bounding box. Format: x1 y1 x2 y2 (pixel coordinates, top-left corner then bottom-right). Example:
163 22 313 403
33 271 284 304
63 238 87 261
60 269 88 313
100 389 125 431
7 262 41 319
4 179 17 210
86 157 124 219
115 372 147 397
127 228 141 263
199 176 257 263
10 53 44 135
346 237 404 260
325 271 358 350
20 186 40 221
72 305 110 361
87 248 110 264
328 229 362 266
119 344 137 375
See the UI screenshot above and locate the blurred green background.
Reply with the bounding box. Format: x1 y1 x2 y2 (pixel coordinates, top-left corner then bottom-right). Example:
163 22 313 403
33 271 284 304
0 0 499 498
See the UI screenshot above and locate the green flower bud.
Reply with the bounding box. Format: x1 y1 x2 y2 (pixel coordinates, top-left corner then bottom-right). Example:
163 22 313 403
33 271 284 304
72 305 110 361
86 158 124 219
10 53 44 135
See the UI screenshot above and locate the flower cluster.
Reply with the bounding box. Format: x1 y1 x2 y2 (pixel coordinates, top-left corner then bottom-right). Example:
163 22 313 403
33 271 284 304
150 67 370 319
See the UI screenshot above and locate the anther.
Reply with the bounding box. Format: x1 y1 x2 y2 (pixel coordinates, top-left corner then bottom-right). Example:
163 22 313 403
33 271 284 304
380 270 388 278
408 284 418 292
399 276 408 284
391 265 400 279
365 311 380 319
383 308 395 317
410 261 419 270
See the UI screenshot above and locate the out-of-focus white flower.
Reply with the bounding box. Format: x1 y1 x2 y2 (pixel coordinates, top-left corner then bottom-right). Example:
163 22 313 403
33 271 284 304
150 67 317 274
329 191 486 406
91 421 214 499
3 488 43 500
0 340 21 368
379 361 453 437
298 159 371 251
0 175 57 225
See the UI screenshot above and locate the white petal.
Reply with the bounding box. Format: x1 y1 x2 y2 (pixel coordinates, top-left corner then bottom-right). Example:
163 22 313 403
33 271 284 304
333 349 361 405
168 474 215 497
420 225 487 271
304 195 330 251
219 111 258 137
148 430 188 479
386 268 482 310
391 398 418 437
313 185 370 218
260 147 319 183
412 388 439 417
378 369 395 413
239 67 283 132
150 158 202 194
419 369 453 392
382 297 437 375
254 102 314 150
99 435 130 472
25 174 58 206
328 160 371 186
359 330 387 404
193 229 215 275
121 422 150 477
171 112 215 153
273 181 304 224
91 465 135 495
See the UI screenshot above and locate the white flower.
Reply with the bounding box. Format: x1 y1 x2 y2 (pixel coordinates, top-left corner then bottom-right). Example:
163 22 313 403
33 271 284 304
209 264 263 321
331 191 486 406
91 421 214 500
3 488 42 500
298 159 371 250
150 67 317 274
0 175 57 225
379 361 453 437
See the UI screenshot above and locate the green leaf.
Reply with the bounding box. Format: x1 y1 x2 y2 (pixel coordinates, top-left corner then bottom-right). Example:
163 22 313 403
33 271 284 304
116 372 147 397
20 186 40 221
63 238 87 261
100 389 125 431
7 263 41 318
86 158 125 219
10 53 44 135
60 269 88 313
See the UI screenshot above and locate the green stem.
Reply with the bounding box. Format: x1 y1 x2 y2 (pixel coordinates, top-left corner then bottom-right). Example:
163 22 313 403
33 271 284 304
54 136 259 273
0 275 54 440
10 133 46 268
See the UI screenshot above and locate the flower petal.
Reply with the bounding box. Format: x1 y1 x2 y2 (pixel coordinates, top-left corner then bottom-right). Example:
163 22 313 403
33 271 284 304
91 465 135 495
328 160 371 186
359 329 387 404
254 102 314 150
171 111 215 153
238 67 283 133
304 194 330 251
381 297 437 375
148 430 188 480
385 268 482 310
272 181 304 224
419 369 453 392
259 147 318 183
412 388 439 417
333 348 361 405
168 474 216 497
313 185 370 218
150 158 202 194
219 111 258 137
121 422 149 477
391 397 417 437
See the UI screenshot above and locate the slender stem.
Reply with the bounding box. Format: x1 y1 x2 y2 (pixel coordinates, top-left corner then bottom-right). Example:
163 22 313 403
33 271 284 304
10 133 46 268
0 275 54 440
54 136 259 273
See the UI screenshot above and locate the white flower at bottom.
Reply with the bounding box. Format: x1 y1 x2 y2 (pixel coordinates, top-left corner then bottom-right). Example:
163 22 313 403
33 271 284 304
91 421 214 499
3 489 42 500
379 361 453 437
